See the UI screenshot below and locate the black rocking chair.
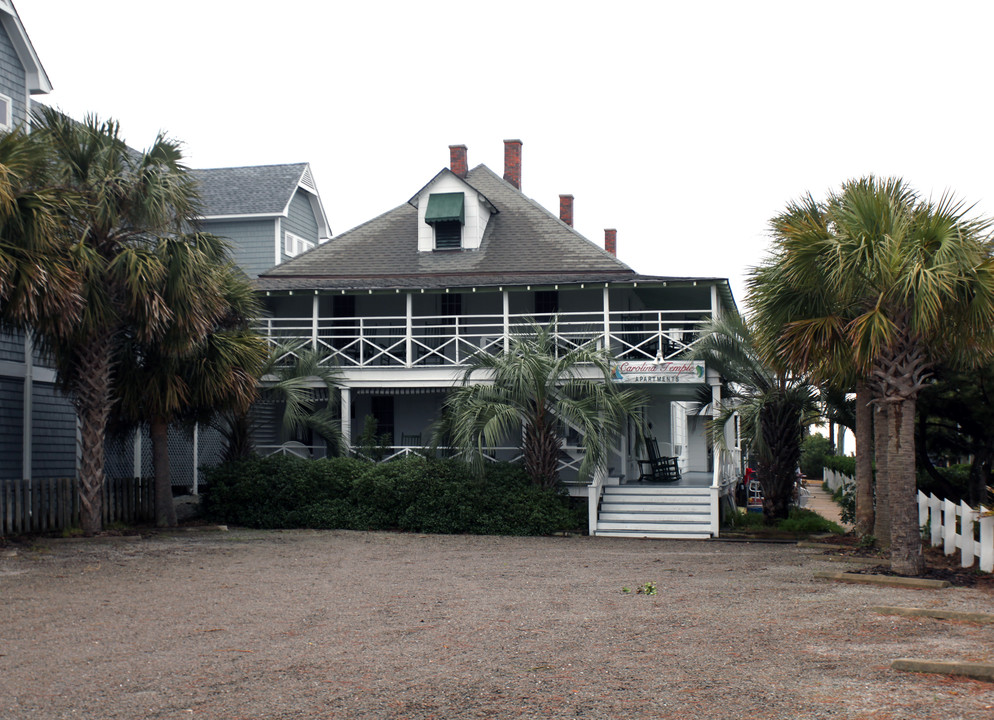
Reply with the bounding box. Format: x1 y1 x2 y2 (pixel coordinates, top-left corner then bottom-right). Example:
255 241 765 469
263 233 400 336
637 436 681 483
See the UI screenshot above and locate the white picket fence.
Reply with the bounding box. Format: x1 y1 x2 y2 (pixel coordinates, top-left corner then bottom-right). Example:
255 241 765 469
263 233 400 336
918 491 993 573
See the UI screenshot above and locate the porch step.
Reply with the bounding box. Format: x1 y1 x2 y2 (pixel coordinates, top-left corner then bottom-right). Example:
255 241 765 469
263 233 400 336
600 503 708 515
594 485 714 540
599 510 710 522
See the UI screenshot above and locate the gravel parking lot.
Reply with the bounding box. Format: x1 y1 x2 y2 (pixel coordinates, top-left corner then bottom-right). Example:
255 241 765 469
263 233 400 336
1 529 992 719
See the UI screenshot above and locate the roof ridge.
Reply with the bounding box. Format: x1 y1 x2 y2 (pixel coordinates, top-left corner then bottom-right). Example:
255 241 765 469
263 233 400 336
195 162 308 173
466 165 633 272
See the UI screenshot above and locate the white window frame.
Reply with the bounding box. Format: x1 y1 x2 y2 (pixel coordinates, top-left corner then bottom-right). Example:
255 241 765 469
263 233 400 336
0 94 12 131
284 231 314 258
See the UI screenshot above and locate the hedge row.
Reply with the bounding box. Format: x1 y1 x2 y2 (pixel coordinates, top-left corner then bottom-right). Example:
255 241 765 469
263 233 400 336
201 455 583 536
823 454 856 478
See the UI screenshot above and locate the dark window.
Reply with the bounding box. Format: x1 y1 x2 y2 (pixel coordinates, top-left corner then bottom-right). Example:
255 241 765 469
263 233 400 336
441 293 462 319
434 221 462 250
332 295 357 351
535 290 559 317
370 396 395 445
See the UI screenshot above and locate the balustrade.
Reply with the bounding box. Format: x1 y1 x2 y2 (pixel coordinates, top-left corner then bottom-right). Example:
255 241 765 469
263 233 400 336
260 308 712 368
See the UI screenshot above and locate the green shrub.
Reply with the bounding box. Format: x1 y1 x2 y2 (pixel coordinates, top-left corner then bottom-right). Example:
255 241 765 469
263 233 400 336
201 454 582 535
726 507 844 534
778 507 844 534
799 434 834 479
823 454 855 478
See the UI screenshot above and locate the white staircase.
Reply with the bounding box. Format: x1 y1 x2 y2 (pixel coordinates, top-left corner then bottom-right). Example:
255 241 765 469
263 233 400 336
594 485 714 539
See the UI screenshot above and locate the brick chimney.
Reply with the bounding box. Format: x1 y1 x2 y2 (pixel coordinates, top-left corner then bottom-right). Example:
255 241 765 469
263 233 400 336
604 228 617 256
559 194 574 227
503 139 522 189
449 144 468 178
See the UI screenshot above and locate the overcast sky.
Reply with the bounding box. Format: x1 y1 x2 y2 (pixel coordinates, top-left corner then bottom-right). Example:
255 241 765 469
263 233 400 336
17 0 994 309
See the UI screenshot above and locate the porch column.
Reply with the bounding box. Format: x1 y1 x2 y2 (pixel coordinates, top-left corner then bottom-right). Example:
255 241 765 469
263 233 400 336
711 381 722 488
192 422 199 495
340 386 352 452
311 293 319 351
602 286 611 352
22 331 33 481
710 284 720 321
502 290 510 353
405 293 413 368
133 427 142 479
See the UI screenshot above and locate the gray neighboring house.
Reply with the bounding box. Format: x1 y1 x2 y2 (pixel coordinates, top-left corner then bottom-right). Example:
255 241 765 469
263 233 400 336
0 0 74 482
195 163 331 279
0 2 334 486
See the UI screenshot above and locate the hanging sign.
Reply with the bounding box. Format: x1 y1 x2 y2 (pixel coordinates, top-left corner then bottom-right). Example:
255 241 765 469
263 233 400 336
610 360 705 384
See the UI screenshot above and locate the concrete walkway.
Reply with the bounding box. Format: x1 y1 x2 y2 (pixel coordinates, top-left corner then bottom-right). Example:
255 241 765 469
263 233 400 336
803 482 848 527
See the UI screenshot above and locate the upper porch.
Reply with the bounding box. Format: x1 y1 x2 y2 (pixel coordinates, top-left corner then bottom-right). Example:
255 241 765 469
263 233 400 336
259 281 729 370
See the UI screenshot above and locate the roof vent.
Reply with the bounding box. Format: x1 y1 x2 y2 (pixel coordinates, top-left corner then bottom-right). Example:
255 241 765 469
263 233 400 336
300 165 315 191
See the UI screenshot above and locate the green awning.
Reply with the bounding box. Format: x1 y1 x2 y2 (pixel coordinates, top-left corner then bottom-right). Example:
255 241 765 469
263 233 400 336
425 192 465 224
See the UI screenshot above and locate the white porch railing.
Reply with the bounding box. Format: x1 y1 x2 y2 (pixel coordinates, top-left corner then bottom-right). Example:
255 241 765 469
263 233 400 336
265 442 590 480
260 308 710 368
587 467 607 535
919 491 993 573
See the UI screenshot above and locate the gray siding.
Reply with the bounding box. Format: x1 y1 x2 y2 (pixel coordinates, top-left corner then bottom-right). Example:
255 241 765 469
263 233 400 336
0 329 24 362
282 190 320 264
31 382 76 478
0 21 26 125
204 218 277 279
0 377 23 478
286 190 319 241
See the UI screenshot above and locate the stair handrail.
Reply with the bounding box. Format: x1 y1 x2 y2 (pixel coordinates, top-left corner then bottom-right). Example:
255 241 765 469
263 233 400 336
587 467 607 536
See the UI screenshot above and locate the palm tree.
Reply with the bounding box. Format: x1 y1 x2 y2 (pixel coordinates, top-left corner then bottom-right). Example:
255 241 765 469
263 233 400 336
750 177 994 574
691 312 819 522
0 127 79 336
439 320 644 488
110 233 268 527
218 343 343 462
29 108 204 534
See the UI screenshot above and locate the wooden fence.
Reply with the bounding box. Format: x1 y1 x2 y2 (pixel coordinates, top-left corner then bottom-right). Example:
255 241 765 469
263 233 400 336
0 476 154 537
918 491 993 573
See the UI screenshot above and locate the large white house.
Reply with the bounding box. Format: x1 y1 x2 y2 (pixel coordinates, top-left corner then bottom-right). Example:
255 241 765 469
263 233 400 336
254 141 742 538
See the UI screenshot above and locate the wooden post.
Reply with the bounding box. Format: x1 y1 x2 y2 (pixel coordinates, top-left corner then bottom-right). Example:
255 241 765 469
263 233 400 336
405 293 413 368
502 291 510 353
960 501 975 569
192 423 200 495
312 293 319 352
602 286 611 352
341 386 352 454
943 498 957 555
930 493 942 546
980 508 993 573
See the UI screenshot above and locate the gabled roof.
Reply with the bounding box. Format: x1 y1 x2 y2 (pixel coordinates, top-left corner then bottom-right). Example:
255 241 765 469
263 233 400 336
258 164 638 292
1 1 52 94
407 167 498 215
194 162 331 241
195 163 312 217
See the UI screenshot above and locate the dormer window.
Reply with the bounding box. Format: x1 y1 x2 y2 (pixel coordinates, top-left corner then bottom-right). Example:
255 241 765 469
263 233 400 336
425 192 465 250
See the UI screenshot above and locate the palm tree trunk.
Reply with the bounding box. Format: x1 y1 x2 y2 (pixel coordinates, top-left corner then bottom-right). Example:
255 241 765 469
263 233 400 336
74 336 113 536
151 416 177 528
759 397 802 522
854 383 874 536
872 403 890 546
524 414 561 488
887 397 924 575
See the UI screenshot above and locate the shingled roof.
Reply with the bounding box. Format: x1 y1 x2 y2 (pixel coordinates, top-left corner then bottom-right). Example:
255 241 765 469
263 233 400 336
195 163 312 217
257 164 639 292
